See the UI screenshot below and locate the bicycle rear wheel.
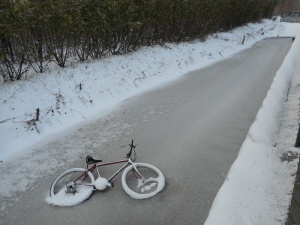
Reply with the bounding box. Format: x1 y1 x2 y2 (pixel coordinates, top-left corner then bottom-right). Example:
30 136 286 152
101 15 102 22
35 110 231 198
121 163 165 199
47 168 95 206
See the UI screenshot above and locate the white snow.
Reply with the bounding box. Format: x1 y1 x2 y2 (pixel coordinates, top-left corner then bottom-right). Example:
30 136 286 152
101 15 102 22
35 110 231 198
46 186 93 207
0 18 300 223
94 177 111 191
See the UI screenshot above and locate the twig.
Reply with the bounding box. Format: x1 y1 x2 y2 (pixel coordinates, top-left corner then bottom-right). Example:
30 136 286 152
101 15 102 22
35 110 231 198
0 117 16 123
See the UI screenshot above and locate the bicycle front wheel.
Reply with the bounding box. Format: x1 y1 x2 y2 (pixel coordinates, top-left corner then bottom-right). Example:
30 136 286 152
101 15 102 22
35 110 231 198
121 163 165 199
47 168 95 206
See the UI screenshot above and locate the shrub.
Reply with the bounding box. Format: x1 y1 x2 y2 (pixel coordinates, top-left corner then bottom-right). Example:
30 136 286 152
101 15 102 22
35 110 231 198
0 0 280 82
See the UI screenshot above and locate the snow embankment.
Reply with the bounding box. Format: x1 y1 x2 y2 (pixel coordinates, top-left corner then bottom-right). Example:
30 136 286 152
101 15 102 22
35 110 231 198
205 32 300 224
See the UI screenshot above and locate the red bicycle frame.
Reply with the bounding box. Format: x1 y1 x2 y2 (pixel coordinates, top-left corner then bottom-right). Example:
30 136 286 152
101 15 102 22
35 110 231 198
74 140 141 186
90 159 130 182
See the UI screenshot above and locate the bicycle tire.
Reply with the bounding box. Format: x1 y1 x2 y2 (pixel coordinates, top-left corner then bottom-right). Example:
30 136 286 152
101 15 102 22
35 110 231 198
121 163 165 199
48 168 95 206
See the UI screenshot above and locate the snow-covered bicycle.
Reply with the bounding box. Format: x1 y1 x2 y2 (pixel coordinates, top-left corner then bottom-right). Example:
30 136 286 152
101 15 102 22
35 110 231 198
47 140 165 206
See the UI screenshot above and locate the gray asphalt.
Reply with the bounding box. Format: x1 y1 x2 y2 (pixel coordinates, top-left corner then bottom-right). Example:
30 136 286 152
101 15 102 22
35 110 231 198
1 38 293 225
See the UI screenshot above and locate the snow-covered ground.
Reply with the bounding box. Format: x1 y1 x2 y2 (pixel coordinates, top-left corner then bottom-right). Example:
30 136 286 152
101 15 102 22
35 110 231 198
1 19 300 224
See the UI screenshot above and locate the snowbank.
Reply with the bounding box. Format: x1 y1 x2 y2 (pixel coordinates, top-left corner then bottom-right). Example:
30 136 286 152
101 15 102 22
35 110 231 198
205 30 300 225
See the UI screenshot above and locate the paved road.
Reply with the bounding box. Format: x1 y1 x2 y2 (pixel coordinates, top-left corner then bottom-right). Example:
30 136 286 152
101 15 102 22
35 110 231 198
1 38 293 225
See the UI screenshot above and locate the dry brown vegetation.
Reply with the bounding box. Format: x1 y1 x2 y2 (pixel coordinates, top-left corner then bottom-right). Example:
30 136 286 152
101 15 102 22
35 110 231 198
274 0 300 14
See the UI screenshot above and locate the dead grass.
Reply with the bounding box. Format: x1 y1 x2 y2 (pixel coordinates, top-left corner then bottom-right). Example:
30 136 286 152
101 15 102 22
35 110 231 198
274 0 300 15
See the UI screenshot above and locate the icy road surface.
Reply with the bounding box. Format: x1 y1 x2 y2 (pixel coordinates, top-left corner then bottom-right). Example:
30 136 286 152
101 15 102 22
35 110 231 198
1 38 293 225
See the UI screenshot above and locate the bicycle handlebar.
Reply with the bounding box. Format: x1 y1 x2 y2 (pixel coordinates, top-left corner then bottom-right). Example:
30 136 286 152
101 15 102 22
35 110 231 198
126 140 136 159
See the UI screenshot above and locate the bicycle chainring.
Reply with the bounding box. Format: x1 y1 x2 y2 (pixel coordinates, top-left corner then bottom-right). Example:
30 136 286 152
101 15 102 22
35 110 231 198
65 181 77 194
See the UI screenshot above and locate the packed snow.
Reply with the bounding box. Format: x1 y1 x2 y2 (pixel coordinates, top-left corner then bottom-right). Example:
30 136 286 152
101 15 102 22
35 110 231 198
1 19 300 224
94 177 111 191
46 186 94 207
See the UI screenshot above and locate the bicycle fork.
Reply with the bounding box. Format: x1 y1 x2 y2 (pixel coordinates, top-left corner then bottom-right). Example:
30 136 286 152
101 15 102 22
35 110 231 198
131 163 144 180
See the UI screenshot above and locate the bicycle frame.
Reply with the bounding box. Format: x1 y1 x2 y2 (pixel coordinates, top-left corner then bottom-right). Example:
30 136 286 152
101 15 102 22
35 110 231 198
93 159 130 182
77 158 143 186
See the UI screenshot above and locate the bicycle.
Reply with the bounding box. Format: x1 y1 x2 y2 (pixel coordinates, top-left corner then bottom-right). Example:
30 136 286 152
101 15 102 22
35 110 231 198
47 140 165 206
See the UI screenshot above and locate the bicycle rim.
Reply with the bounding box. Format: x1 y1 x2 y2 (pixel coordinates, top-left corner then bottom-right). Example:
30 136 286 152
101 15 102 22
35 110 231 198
122 163 165 199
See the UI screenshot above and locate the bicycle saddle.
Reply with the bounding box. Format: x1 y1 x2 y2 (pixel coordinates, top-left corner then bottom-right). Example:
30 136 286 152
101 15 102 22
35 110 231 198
86 155 102 164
